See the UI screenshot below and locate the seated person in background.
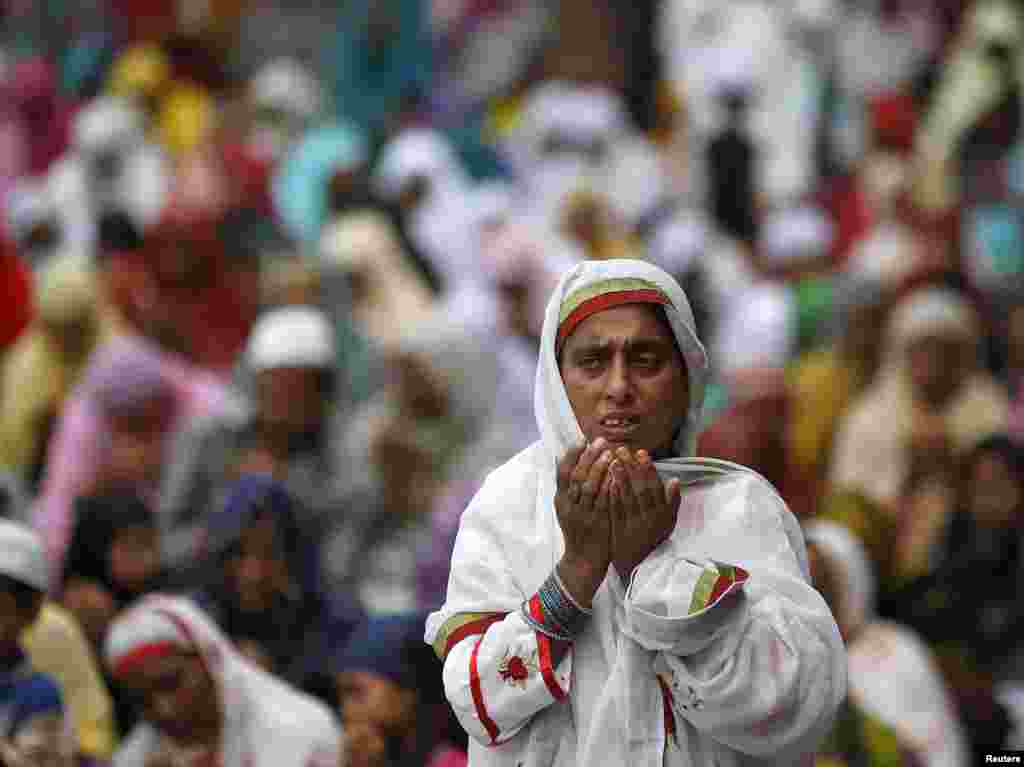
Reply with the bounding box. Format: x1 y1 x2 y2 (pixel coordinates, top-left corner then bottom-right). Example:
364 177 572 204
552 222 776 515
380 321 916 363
32 334 228 574
336 612 467 767
61 491 165 650
60 491 164 737
806 521 969 767
192 476 363 708
0 520 80 767
104 595 342 767
883 435 1024 757
160 307 366 590
0 479 117 765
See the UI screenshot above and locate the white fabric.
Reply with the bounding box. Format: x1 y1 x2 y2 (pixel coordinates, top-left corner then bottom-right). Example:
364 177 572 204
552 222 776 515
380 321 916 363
803 521 874 636
761 206 833 265
0 520 48 593
805 522 969 767
71 97 146 156
373 128 481 296
107 596 343 767
427 259 844 766
713 281 796 375
245 307 336 372
649 212 707 277
249 58 323 123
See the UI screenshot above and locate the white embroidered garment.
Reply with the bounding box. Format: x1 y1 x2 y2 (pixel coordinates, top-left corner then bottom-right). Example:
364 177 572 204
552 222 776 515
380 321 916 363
426 259 846 766
106 596 344 767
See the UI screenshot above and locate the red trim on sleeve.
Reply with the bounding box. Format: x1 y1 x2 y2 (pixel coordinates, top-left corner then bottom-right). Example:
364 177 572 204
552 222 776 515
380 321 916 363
112 641 180 677
658 675 678 747
470 637 501 744
528 595 568 701
444 613 507 659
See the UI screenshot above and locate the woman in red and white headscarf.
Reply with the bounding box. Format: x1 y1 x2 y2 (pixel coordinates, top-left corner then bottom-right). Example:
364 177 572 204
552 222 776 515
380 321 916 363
106 595 343 767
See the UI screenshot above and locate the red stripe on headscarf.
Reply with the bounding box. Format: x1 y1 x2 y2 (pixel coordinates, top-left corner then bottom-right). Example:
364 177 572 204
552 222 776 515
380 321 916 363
557 289 670 350
112 640 180 677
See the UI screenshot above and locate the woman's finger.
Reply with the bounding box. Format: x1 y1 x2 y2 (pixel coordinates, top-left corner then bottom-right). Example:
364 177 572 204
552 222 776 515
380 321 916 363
572 437 608 485
635 450 663 513
581 449 614 511
557 442 586 491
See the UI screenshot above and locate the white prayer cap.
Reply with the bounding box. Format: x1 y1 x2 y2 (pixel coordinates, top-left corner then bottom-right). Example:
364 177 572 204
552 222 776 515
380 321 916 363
71 96 145 155
715 282 796 374
245 306 336 372
649 213 707 275
0 520 48 593
249 58 323 122
761 205 834 264
373 128 467 201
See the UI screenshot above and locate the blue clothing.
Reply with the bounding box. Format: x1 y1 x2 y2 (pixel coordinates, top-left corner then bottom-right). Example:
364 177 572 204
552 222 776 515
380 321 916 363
194 477 364 707
0 650 65 739
320 0 434 136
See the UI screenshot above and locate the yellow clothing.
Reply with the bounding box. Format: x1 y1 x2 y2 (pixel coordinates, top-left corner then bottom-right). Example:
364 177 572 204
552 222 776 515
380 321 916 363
158 82 217 158
0 257 99 477
22 603 117 760
787 348 864 481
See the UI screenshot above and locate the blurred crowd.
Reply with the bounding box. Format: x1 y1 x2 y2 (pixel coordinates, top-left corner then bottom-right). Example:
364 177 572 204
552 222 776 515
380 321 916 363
0 0 1019 765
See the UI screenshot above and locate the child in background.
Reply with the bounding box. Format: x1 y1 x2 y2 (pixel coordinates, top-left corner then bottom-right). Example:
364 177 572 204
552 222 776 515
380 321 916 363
0 520 77 767
60 490 165 738
61 491 164 651
336 613 467 767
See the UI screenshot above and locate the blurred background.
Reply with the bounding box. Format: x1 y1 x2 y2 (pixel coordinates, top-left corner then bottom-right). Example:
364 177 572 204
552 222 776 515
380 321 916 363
0 0 1022 765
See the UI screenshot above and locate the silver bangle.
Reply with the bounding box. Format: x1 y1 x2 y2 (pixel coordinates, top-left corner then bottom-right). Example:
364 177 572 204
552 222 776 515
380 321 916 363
553 567 594 615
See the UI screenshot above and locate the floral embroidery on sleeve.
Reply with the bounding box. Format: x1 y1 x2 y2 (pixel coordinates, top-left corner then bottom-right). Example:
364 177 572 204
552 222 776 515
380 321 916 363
498 649 539 689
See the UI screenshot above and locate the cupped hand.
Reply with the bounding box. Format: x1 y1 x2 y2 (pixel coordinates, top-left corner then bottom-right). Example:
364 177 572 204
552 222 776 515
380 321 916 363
554 438 615 607
609 447 682 581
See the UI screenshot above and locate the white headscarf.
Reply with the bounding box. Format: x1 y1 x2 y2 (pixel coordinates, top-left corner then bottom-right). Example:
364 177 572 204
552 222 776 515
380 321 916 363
106 596 343 767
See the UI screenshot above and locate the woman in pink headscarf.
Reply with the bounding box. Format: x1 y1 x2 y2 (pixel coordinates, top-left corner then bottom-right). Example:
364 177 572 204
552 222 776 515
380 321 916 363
31 334 229 576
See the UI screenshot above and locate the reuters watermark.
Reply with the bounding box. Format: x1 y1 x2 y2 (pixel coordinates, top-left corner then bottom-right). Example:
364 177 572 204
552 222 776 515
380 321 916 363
986 753 1024 764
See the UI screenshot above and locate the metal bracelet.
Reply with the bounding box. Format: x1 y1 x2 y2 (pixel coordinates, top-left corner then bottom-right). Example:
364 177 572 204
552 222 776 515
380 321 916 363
521 603 575 642
552 567 594 616
539 573 590 638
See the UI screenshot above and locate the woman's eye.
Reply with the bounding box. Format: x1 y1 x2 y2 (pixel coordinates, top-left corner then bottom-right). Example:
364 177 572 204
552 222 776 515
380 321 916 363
634 355 660 368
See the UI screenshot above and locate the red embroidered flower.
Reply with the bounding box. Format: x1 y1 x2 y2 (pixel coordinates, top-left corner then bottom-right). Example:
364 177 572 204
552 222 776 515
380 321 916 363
498 650 537 688
501 655 529 683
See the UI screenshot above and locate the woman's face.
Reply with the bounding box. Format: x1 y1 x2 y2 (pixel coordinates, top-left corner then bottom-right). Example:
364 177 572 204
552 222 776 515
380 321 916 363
225 516 291 614
968 451 1022 528
254 366 326 433
108 525 160 595
104 397 172 485
337 671 414 737
116 651 221 745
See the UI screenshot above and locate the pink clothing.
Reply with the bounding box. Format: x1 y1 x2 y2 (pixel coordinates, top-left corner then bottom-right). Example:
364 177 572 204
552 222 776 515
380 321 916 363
32 335 229 578
426 745 468 767
1011 378 1024 444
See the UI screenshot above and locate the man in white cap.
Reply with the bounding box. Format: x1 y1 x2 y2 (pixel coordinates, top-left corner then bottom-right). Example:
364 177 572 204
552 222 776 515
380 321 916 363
160 306 367 588
427 259 844 766
0 520 76 767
